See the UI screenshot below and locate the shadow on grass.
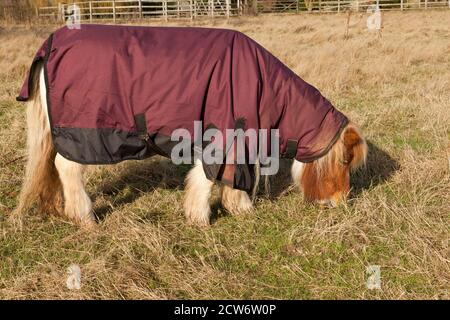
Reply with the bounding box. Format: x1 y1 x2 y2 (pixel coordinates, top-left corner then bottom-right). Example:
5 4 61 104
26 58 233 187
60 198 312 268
350 140 400 196
92 141 398 221
93 157 190 220
263 159 295 199
265 140 399 200
91 157 233 224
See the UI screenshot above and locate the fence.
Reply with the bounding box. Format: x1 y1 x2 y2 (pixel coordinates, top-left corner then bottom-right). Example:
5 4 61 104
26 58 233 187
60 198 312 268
256 0 450 13
37 0 240 22
37 0 450 22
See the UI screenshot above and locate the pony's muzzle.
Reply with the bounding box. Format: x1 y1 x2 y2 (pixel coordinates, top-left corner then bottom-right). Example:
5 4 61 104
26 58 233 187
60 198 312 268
317 198 338 208
317 191 348 208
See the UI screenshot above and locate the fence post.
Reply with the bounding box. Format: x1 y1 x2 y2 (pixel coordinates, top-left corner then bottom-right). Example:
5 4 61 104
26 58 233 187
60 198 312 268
57 3 61 21
35 6 38 18
89 1 93 23
209 0 214 17
164 0 168 22
319 0 321 12
138 0 143 19
400 0 403 11
237 0 240 15
425 0 428 9
60 3 65 22
252 0 258 15
338 0 340 12
194 0 197 18
113 0 116 23
226 0 230 18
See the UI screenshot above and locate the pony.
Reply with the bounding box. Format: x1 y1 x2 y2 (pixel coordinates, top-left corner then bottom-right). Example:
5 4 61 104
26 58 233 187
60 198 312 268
14 26 367 227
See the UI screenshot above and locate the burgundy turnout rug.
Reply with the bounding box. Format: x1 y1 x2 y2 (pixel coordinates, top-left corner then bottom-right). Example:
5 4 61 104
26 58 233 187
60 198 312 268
18 25 348 191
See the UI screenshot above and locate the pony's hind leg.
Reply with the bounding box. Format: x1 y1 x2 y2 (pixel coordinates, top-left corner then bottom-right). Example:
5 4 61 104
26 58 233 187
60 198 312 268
54 154 95 227
220 185 253 215
184 159 214 226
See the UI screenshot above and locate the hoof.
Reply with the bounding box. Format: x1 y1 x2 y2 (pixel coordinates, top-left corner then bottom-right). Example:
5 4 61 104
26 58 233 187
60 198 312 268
185 208 211 227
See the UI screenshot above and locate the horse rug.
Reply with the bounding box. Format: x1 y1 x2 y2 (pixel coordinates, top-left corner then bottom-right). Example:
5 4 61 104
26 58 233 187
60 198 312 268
18 25 348 191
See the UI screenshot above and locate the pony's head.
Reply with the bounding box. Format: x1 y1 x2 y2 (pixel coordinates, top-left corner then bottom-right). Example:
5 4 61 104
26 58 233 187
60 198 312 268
291 122 367 206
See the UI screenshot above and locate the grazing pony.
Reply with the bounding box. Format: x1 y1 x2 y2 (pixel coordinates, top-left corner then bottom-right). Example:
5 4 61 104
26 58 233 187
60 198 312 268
15 25 367 227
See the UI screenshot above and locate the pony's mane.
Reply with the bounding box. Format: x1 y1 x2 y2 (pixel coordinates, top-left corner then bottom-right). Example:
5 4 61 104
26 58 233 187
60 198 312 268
314 122 368 177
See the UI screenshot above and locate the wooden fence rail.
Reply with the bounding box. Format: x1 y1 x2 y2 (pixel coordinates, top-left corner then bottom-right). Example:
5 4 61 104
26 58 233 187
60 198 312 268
36 0 450 22
38 0 239 21
257 0 450 13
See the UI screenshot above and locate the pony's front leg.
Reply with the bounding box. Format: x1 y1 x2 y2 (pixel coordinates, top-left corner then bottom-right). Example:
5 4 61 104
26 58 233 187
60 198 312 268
220 185 253 215
184 160 214 226
54 153 95 227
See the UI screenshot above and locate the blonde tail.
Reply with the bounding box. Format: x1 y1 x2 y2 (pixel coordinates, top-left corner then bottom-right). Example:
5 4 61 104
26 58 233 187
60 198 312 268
13 64 62 222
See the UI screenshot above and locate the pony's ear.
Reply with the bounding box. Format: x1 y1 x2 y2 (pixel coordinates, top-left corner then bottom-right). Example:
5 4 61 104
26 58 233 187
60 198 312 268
343 123 367 171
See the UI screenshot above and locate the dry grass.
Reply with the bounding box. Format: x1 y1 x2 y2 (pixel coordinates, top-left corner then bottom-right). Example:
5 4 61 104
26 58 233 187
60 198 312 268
0 11 449 299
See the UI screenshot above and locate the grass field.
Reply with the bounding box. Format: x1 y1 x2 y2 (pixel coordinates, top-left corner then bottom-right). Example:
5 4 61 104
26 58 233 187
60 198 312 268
0 10 449 299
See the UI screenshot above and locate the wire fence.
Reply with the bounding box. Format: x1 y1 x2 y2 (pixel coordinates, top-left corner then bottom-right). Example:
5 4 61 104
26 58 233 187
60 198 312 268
36 0 450 22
